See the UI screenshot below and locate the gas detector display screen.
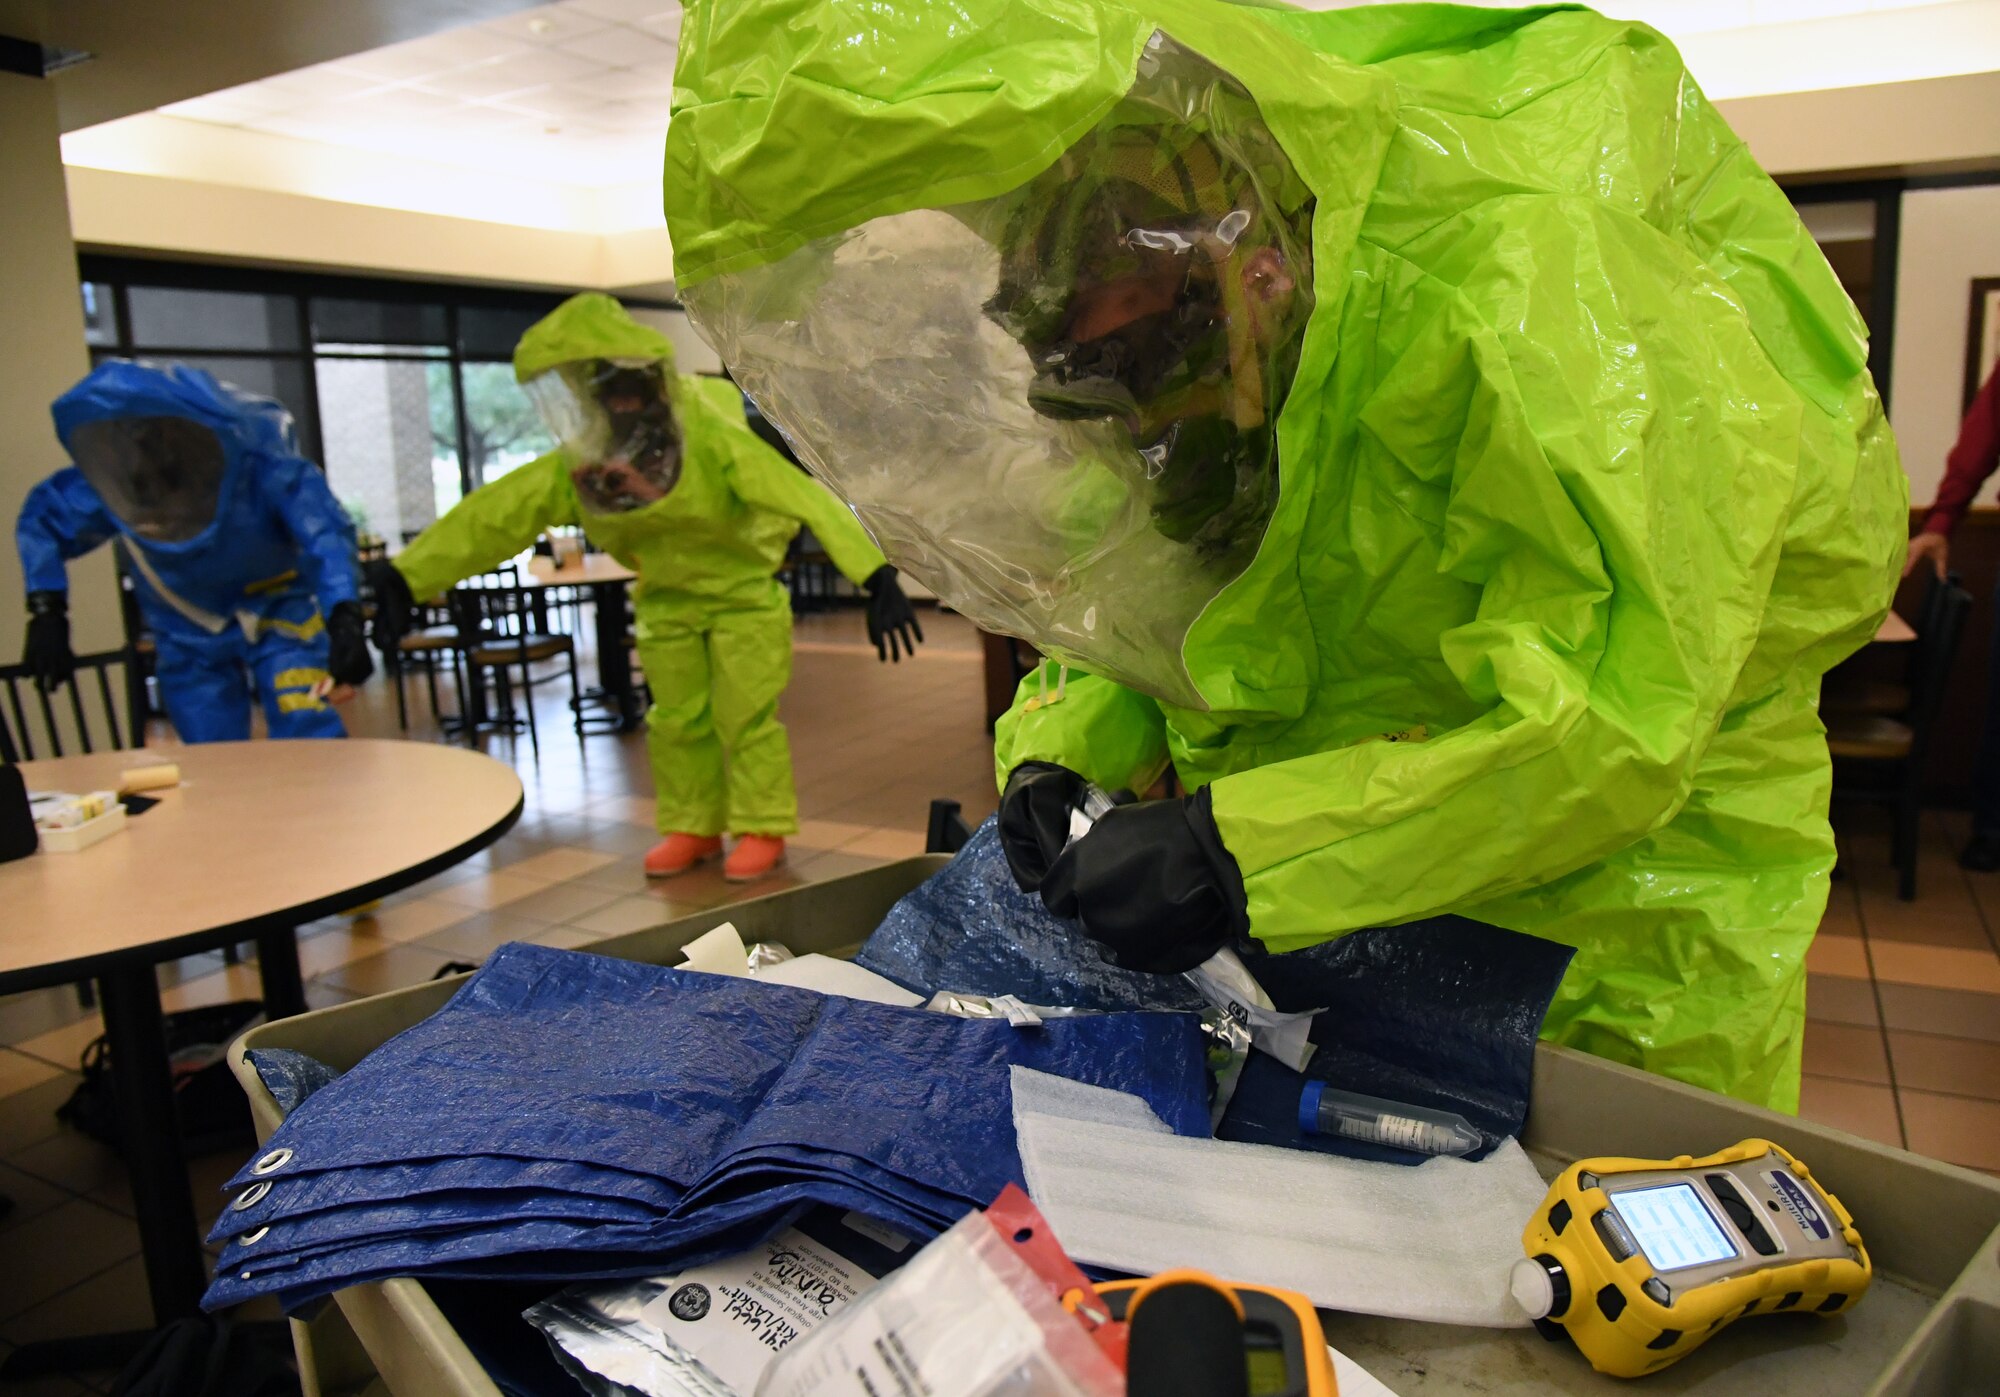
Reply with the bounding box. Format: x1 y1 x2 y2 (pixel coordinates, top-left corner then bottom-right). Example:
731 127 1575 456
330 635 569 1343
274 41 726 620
1610 1183 1740 1272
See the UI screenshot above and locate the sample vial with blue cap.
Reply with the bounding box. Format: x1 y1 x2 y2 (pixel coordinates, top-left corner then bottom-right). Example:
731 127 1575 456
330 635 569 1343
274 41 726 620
1299 1082 1484 1157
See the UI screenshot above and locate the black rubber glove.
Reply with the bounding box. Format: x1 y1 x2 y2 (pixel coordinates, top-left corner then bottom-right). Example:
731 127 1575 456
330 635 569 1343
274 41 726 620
1040 787 1247 974
997 761 1091 892
363 559 416 650
864 564 924 663
325 600 375 687
23 591 74 694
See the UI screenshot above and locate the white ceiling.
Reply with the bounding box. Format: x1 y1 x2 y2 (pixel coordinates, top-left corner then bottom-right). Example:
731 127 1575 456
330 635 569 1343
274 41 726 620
154 0 682 188
59 0 2000 234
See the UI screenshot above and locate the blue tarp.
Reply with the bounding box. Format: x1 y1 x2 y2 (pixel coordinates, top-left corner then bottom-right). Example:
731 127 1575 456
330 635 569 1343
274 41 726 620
203 942 1208 1312
857 817 1574 1162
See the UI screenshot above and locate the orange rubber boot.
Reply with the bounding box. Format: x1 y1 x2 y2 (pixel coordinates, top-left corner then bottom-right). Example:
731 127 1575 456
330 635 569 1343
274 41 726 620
723 835 786 882
644 833 724 878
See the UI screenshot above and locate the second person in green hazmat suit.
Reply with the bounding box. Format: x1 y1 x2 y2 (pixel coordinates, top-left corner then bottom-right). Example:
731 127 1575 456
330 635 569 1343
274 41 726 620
369 294 922 881
662 0 1907 1108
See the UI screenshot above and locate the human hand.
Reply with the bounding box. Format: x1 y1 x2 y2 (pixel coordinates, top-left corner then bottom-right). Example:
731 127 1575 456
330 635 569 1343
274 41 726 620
1905 531 1949 580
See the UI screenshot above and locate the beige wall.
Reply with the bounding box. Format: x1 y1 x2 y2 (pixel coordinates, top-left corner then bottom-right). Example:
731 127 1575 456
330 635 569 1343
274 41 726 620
0 72 116 672
1890 184 2000 510
65 165 674 294
1718 71 2000 182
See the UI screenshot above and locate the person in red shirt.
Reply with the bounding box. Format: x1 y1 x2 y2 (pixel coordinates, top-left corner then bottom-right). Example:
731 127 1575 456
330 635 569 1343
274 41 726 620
1907 361 2000 867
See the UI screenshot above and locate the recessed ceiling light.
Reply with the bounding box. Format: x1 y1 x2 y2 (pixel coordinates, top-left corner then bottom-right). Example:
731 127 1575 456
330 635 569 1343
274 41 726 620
529 18 553 35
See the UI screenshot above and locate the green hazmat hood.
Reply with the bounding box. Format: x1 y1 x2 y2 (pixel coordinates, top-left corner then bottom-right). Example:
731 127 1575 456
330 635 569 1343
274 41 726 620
515 294 688 515
513 293 678 382
668 0 1401 717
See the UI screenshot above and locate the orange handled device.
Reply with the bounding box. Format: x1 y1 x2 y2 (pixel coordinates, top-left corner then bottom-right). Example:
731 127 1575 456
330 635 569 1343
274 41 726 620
1100 1271 1339 1397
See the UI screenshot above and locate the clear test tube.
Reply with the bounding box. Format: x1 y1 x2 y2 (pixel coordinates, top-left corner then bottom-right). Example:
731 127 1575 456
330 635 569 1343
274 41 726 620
1298 1082 1484 1158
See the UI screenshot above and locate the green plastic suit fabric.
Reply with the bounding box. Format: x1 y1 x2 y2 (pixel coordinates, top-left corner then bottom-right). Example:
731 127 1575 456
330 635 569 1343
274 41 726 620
662 3 1906 1107
394 294 887 836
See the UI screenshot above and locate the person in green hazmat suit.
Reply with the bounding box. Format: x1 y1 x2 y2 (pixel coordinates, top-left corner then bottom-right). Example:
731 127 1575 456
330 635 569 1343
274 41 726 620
661 0 1906 1108
367 293 923 882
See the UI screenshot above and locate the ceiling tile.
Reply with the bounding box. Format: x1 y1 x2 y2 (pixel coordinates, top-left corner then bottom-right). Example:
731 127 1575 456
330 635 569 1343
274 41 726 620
566 0 682 22
580 67 674 100
158 97 271 127
327 30 539 83
338 85 465 120
251 66 379 104
483 6 610 46
556 27 678 66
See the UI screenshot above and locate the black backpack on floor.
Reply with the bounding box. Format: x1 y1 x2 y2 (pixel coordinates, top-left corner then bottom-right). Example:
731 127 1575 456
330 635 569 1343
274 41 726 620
58 999 266 1156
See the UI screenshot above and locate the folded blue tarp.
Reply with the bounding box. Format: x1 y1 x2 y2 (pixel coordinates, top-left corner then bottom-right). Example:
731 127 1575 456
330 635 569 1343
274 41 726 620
204 942 1208 1312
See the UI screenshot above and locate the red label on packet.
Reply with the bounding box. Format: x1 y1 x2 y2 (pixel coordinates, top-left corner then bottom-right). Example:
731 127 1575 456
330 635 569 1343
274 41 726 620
982 1183 1128 1372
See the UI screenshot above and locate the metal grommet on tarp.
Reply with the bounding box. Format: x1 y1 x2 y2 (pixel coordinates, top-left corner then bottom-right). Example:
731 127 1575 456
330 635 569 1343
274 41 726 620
237 1226 270 1245
231 1180 272 1211
251 1147 293 1176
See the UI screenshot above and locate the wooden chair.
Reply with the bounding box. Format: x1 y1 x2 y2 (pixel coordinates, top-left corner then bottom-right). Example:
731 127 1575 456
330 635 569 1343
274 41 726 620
0 648 147 1007
445 579 582 760
1822 570 1957 717
1828 576 1974 900
0 648 147 763
387 601 466 733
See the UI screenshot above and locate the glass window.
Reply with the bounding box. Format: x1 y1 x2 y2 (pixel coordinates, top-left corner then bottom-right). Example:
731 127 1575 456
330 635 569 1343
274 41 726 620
459 360 555 489
310 297 448 352
458 304 550 358
170 354 318 455
126 287 302 351
315 356 461 544
81 282 120 348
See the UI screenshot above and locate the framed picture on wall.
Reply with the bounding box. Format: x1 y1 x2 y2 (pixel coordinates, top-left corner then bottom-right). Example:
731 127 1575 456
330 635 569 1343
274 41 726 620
1968 276 2000 412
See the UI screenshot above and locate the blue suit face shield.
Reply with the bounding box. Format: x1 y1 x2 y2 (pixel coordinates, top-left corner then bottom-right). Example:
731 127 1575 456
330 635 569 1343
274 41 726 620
67 414 227 543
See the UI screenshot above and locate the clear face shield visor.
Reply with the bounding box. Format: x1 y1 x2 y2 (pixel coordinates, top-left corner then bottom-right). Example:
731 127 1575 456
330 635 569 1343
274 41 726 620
523 357 685 513
68 415 228 544
683 37 1312 710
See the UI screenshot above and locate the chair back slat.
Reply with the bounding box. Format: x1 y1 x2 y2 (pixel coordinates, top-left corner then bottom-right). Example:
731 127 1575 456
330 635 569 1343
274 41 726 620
0 649 146 762
0 676 22 763
96 664 125 751
35 684 63 758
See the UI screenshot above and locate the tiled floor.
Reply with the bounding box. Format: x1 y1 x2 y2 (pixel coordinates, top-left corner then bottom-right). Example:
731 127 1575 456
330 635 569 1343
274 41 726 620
2 605 1998 1389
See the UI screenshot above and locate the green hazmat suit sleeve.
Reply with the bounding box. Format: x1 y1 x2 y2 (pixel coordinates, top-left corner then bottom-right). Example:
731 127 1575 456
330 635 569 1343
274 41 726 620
391 454 579 601
717 427 887 587
1209 201 1814 951
993 668 1171 796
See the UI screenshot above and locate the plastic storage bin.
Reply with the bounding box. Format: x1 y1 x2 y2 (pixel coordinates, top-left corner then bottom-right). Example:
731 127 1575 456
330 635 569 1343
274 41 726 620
228 857 2000 1397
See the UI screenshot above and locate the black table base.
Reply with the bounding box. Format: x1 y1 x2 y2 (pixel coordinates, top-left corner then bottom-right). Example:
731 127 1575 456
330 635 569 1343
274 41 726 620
0 929 309 1381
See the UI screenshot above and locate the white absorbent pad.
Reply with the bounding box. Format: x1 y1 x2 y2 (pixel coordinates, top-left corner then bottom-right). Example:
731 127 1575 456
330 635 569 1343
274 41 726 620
1010 1067 1545 1329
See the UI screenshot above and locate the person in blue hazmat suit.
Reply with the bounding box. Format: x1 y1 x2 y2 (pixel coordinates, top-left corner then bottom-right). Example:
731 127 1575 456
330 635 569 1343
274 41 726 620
15 361 373 741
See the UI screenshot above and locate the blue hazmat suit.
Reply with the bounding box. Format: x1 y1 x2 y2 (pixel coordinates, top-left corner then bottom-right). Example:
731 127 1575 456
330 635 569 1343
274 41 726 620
16 361 362 741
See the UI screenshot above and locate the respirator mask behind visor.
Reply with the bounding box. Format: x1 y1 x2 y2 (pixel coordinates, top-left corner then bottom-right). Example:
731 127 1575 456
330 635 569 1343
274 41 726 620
69 415 228 544
525 357 684 514
684 35 1313 710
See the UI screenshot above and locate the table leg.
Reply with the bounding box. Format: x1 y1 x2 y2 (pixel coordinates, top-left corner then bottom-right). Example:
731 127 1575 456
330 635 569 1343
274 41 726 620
257 927 307 1019
0 965 207 1379
593 581 644 731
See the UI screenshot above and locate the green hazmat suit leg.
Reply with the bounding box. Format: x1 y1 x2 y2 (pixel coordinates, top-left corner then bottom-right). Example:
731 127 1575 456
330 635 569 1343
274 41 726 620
637 617 727 838
637 592 799 839
710 599 798 836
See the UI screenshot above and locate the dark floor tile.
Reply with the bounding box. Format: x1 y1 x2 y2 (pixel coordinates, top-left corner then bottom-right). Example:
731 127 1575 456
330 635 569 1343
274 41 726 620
0 1200 138 1321
1877 983 2000 1044
0 1077 88 1159
1805 973 1880 1028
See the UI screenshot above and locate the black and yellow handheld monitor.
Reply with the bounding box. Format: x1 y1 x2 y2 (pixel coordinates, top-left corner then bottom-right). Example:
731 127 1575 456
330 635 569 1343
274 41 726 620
1511 1139 1870 1377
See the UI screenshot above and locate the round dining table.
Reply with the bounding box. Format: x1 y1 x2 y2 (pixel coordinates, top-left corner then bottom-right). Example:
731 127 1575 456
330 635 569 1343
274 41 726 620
0 739 522 1372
